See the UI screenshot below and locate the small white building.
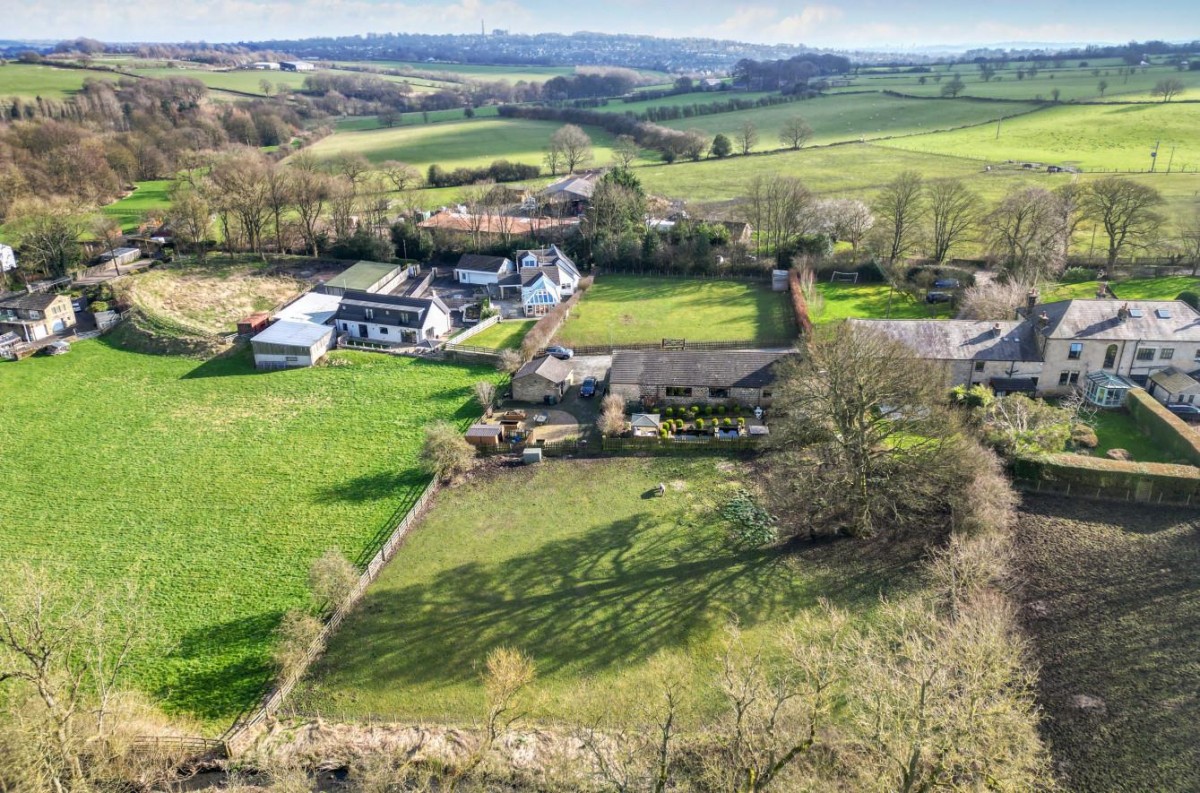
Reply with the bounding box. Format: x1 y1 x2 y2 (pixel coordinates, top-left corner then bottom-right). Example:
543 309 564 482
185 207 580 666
1148 366 1200 405
280 61 315 72
0 243 15 273
272 291 342 326
251 320 334 370
99 247 141 268
250 61 280 70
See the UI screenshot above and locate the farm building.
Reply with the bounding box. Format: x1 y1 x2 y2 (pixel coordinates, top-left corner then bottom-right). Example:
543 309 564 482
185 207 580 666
237 313 271 337
0 292 77 342
318 261 407 296
512 355 574 403
0 243 15 272
454 254 515 286
280 61 315 71
249 61 280 70
273 291 343 326
1148 367 1200 405
465 424 503 448
609 350 789 407
334 290 452 345
250 320 334 370
98 247 141 268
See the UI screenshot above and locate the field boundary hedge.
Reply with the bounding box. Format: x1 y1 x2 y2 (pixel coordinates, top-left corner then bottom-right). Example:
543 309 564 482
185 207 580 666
1126 388 1200 465
787 269 814 335
1011 453 1200 505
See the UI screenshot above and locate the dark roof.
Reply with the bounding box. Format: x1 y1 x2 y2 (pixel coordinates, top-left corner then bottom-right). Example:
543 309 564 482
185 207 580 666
989 377 1038 392
335 290 449 329
456 254 512 273
848 319 1040 362
514 355 573 384
610 350 789 389
0 292 64 311
1033 299 1200 342
521 266 560 287
513 245 581 279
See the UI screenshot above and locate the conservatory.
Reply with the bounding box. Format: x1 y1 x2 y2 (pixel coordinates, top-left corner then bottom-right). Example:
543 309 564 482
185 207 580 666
1083 370 1135 408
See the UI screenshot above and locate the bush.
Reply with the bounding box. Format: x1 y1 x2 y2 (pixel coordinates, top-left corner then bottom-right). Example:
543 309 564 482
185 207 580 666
307 548 358 611
723 417 732 427
704 405 713 416
718 405 726 416
659 428 668 439
721 489 777 547
1177 291 1200 311
664 406 674 417
1071 423 1099 449
696 418 705 430
1060 267 1098 283
738 417 746 427
90 300 110 313
690 405 700 415
420 421 477 482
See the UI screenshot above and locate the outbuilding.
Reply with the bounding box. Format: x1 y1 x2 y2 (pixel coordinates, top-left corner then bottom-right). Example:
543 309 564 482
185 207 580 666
98 247 141 268
318 261 407 296
1148 366 1200 405
512 355 574 404
250 320 334 370
465 424 503 448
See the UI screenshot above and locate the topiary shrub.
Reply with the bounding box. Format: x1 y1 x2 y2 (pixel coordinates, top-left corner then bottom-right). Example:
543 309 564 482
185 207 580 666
659 428 668 439
717 405 726 416
723 417 732 427
696 418 705 430
738 417 746 427
705 405 713 416
664 406 674 417
1177 291 1200 311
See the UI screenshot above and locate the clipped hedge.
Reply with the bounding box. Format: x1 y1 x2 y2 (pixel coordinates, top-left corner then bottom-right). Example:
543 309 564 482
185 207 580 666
1012 453 1200 503
787 269 814 336
1126 388 1200 466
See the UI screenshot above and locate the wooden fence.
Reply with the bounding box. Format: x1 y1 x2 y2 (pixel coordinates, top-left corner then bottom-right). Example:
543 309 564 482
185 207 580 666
542 337 796 357
444 314 501 346
221 479 440 752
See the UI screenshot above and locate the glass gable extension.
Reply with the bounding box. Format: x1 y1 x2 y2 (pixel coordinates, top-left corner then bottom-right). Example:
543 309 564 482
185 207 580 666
1084 371 1135 408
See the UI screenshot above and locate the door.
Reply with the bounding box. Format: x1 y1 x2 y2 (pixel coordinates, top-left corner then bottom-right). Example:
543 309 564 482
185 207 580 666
358 323 369 338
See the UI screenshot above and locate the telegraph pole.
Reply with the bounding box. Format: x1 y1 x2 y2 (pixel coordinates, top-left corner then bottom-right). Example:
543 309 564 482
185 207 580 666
1166 147 1176 174
1150 140 1160 172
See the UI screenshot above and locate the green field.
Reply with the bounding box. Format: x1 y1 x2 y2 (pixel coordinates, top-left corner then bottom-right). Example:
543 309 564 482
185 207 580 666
1017 497 1200 792
0 342 498 724
660 94 1041 149
460 318 536 349
0 63 120 99
592 90 775 114
882 102 1200 172
557 276 794 345
295 458 918 725
333 106 500 132
831 62 1200 102
810 282 955 323
1040 276 1200 303
303 117 618 170
102 179 173 231
117 65 316 95
337 61 668 85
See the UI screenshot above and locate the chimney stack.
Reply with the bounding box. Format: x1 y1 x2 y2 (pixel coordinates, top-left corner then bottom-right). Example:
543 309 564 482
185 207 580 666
1118 303 1130 323
1026 288 1040 314
1038 311 1050 328
992 322 1002 337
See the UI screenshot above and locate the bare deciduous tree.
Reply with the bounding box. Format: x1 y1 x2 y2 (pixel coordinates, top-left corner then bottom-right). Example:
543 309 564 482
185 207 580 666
1081 177 1164 265
1152 77 1185 102
741 175 817 259
612 134 640 168
168 186 213 264
420 421 477 482
307 548 359 611
473 380 496 414
598 393 626 437
984 186 1067 281
380 160 422 192
820 198 874 253
924 178 980 262
548 124 594 174
957 277 1035 320
872 170 925 262
291 167 333 257
736 121 759 155
778 116 813 150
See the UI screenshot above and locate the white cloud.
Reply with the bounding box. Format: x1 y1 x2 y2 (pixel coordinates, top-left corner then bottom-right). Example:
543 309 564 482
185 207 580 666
710 4 843 43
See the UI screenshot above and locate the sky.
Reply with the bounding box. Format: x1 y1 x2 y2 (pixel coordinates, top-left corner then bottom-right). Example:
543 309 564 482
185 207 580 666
3 0 1199 49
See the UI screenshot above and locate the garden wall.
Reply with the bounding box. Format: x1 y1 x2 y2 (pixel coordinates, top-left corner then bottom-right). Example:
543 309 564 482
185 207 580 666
1125 388 1200 466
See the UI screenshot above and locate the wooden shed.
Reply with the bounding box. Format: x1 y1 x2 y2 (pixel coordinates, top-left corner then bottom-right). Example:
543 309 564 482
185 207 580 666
465 424 503 448
237 312 271 337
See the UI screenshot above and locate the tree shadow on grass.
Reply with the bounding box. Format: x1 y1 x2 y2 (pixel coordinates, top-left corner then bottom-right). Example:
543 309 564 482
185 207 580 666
313 512 923 694
162 611 283 722
179 345 261 379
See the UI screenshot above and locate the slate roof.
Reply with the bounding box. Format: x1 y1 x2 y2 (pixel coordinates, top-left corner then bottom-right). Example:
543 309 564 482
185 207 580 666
335 290 450 329
0 292 64 311
456 254 513 273
542 172 600 200
848 319 1040 362
610 350 789 389
1033 299 1200 342
1149 366 1200 393
250 320 333 348
514 245 581 280
514 355 573 384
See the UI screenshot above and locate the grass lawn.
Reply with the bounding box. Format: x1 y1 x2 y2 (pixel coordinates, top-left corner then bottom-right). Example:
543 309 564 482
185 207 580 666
121 261 306 334
102 179 173 231
460 318 536 349
333 106 500 132
1088 409 1171 462
810 282 955 323
1040 276 1200 304
660 94 1041 148
881 102 1200 172
557 276 794 345
302 117 618 170
1016 496 1200 792
296 458 921 725
0 342 499 725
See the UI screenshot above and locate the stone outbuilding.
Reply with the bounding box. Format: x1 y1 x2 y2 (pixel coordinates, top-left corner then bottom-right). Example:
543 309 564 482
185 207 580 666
512 355 574 404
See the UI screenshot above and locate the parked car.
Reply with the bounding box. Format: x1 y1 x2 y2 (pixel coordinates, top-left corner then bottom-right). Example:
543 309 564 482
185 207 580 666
926 291 953 304
933 278 961 289
545 345 574 360
1167 403 1200 422
580 376 597 397
41 341 71 356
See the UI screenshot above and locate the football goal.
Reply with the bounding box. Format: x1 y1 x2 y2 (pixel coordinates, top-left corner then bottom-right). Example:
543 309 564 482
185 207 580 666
829 271 859 284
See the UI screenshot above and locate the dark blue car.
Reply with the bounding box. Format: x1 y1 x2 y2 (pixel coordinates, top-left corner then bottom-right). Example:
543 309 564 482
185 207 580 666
579 376 598 398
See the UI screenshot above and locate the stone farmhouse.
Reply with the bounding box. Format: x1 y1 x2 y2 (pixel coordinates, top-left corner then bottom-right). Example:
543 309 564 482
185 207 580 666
610 350 790 407
856 297 1200 406
0 292 77 342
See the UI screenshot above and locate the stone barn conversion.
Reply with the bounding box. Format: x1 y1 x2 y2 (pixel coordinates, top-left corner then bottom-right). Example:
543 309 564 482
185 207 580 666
512 355 574 404
609 350 789 407
250 320 335 370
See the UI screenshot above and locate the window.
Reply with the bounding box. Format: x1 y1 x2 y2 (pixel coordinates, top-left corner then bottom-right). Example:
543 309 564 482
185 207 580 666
762 389 773 399
285 356 298 362
1136 348 1156 361
379 327 388 335
365 308 374 320
710 388 730 399
974 361 985 372
1156 308 1172 319
1160 348 1175 360
1058 371 1080 386
1068 342 1083 360
1104 344 1118 368
665 387 692 397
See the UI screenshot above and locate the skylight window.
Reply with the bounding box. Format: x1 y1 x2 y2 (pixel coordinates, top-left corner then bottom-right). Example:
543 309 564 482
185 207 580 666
1156 308 1172 319
1128 308 1144 318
